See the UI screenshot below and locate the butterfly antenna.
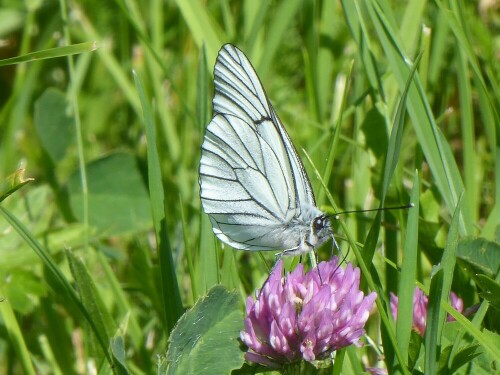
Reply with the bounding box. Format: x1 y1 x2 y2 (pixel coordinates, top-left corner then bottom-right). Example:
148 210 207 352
336 245 350 272
331 203 414 219
330 233 350 274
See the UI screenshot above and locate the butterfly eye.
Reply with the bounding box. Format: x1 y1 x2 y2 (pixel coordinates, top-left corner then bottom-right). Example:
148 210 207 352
313 217 324 231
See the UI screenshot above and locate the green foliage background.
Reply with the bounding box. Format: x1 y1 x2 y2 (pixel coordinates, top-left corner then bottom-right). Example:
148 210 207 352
0 0 499 374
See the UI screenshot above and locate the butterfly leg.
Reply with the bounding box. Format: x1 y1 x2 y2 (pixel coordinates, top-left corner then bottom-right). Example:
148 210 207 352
256 252 286 298
312 248 324 284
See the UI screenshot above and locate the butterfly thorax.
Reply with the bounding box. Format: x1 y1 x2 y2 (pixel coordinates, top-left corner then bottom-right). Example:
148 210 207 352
280 204 331 256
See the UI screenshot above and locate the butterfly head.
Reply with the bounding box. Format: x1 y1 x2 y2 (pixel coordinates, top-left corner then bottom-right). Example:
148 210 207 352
311 214 332 245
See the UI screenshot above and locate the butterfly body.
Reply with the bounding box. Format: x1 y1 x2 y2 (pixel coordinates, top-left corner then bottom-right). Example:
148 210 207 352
199 44 331 255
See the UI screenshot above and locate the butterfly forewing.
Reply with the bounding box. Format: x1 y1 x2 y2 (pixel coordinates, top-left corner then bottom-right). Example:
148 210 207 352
200 44 323 252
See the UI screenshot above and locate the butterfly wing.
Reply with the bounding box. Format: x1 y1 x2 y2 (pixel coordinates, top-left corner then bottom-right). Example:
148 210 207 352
199 44 316 251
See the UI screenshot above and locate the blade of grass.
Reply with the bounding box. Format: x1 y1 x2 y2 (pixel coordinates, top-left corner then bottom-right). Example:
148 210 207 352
133 71 183 334
456 51 477 224
175 0 222 65
244 2 270 55
341 0 385 99
425 267 444 375
317 62 352 205
0 41 97 67
197 44 220 294
198 215 220 293
425 194 462 374
256 0 302 78
439 0 497 111
59 0 89 252
440 194 462 318
95 250 144 350
0 296 36 375
197 45 209 133
316 0 337 122
114 0 183 165
380 52 422 204
38 335 63 375
179 195 197 303
361 52 420 274
76 9 142 114
393 173 420 372
400 0 427 53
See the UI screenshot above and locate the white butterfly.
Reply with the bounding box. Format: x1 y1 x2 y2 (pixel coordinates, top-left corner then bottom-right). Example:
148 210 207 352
199 44 332 257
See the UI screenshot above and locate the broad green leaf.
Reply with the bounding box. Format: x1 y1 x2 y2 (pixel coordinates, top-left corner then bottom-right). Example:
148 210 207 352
0 268 46 314
34 88 74 163
408 331 423 371
476 275 500 311
67 152 152 236
164 286 244 375
456 237 500 277
448 344 481 374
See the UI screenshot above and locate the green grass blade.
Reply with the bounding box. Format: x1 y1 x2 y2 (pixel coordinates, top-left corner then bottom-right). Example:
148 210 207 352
380 52 422 204
198 214 220 293
394 173 420 367
95 250 144 350
440 194 462 318
133 71 183 334
425 268 444 375
400 0 427 52
197 45 209 132
256 0 302 77
244 2 270 54
38 335 63 375
317 62 352 205
175 0 222 65
456 51 477 224
0 41 97 67
77 12 142 114
341 0 385 98
179 195 197 303
0 297 36 375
